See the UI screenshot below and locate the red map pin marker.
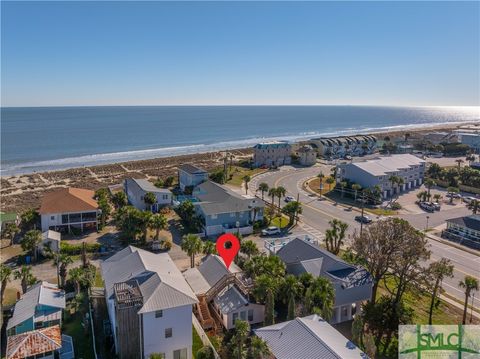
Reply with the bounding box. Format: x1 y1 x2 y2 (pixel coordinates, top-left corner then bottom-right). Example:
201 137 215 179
216 233 240 270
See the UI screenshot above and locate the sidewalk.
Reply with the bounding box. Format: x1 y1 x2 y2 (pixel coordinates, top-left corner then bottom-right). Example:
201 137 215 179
440 293 480 321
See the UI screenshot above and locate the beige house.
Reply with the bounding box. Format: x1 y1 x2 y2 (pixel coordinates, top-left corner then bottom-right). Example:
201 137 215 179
297 145 317 166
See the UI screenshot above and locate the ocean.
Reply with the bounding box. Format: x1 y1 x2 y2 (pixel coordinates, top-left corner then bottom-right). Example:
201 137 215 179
1 105 479 176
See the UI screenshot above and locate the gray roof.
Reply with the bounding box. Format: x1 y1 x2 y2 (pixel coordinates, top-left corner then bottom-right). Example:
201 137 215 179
193 180 264 215
255 314 366 359
101 246 197 312
446 215 480 231
7 282 65 330
179 164 208 175
184 255 241 294
254 141 291 149
348 154 425 177
276 239 372 304
125 178 171 194
213 286 248 314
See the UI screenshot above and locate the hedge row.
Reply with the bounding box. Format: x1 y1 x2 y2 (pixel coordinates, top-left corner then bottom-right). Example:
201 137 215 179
60 242 102 255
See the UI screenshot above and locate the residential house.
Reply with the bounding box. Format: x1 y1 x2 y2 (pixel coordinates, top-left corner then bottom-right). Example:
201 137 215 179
101 246 198 359
443 215 480 250
297 145 317 166
40 230 61 256
39 187 99 233
337 154 426 198
309 135 377 159
0 212 19 235
255 314 366 359
192 180 264 237
7 281 66 336
455 124 480 153
272 238 372 324
184 255 264 331
6 325 62 359
423 131 459 145
178 164 209 191
124 178 172 211
253 141 292 168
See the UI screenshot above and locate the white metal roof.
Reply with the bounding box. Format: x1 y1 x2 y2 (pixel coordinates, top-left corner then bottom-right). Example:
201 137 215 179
101 246 198 312
255 314 367 359
350 154 425 176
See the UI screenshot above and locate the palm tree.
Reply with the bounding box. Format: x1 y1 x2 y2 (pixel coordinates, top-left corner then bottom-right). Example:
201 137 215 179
14 265 36 294
232 319 250 359
149 213 167 241
1 264 12 304
268 187 276 208
282 201 302 225
424 178 436 198
324 219 348 255
304 276 335 320
144 192 157 212
258 182 269 200
20 229 42 262
181 234 203 268
388 175 400 198
243 175 251 195
279 274 303 306
351 184 362 202
112 191 127 209
428 258 454 325
433 193 442 204
54 253 73 288
249 336 271 359
325 176 335 190
275 186 286 209
339 181 347 198
455 159 464 171
317 172 325 197
3 223 20 246
468 199 480 215
459 275 479 324
240 240 258 259
447 186 459 204
69 267 84 295
139 211 153 243
202 240 216 255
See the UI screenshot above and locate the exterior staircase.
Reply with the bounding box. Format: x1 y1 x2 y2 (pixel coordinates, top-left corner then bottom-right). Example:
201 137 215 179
204 273 253 302
196 295 216 331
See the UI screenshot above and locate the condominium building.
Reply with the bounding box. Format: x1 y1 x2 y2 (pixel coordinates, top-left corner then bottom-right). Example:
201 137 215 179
253 141 292 168
309 135 377 159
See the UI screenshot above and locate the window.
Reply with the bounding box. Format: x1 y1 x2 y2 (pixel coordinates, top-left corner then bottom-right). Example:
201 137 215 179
173 348 188 359
155 310 163 318
61 214 69 224
232 312 239 323
50 216 55 220
248 309 254 322
211 214 217 219
240 311 246 320
165 328 172 338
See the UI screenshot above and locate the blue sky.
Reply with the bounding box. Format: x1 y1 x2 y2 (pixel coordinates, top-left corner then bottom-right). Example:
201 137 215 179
1 1 479 107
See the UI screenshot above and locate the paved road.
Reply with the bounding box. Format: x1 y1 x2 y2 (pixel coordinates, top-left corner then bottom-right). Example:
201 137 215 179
250 166 480 309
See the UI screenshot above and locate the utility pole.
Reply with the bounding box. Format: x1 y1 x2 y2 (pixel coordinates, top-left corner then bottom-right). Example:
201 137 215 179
295 192 300 225
223 151 228 183
360 191 365 237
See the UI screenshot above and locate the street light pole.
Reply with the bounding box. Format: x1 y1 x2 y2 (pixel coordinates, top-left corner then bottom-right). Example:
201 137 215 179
425 215 430 232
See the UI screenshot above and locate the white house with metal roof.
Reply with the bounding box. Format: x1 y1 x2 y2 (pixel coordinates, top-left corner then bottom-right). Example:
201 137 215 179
7 281 66 336
337 154 426 198
273 238 373 324
101 246 198 359
184 255 264 330
124 178 172 212
255 314 367 359
178 164 209 191
192 180 264 237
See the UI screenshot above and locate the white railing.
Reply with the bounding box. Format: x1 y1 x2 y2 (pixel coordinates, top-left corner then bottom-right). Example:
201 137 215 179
192 313 220 359
264 234 317 254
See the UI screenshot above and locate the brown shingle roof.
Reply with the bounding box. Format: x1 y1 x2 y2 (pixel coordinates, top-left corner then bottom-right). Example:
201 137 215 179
39 187 98 214
7 325 62 359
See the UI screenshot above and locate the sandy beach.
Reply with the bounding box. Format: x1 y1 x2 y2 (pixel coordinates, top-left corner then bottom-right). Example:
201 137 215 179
0 123 474 213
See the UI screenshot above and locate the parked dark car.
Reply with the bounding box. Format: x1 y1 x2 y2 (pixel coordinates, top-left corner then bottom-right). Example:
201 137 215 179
355 215 372 224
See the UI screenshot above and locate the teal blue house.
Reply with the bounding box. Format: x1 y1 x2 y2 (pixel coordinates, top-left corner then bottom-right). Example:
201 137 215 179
7 281 66 336
192 180 264 237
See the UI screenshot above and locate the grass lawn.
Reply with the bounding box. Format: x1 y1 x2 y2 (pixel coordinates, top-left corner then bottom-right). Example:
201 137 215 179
225 166 267 187
269 215 290 229
378 278 478 325
192 326 203 358
365 208 398 216
3 286 18 306
63 292 95 359
94 267 104 287
307 177 335 195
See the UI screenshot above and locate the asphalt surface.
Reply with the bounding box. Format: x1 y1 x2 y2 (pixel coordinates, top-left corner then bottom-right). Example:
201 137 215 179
249 165 480 309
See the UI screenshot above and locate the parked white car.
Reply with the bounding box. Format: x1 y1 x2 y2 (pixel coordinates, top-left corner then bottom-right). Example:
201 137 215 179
261 226 281 236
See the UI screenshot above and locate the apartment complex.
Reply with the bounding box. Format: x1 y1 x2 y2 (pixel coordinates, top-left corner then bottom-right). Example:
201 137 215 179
101 246 198 359
309 135 377 159
253 141 292 168
337 154 426 198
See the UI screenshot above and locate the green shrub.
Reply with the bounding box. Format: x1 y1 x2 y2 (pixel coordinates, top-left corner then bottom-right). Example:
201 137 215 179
60 242 101 255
